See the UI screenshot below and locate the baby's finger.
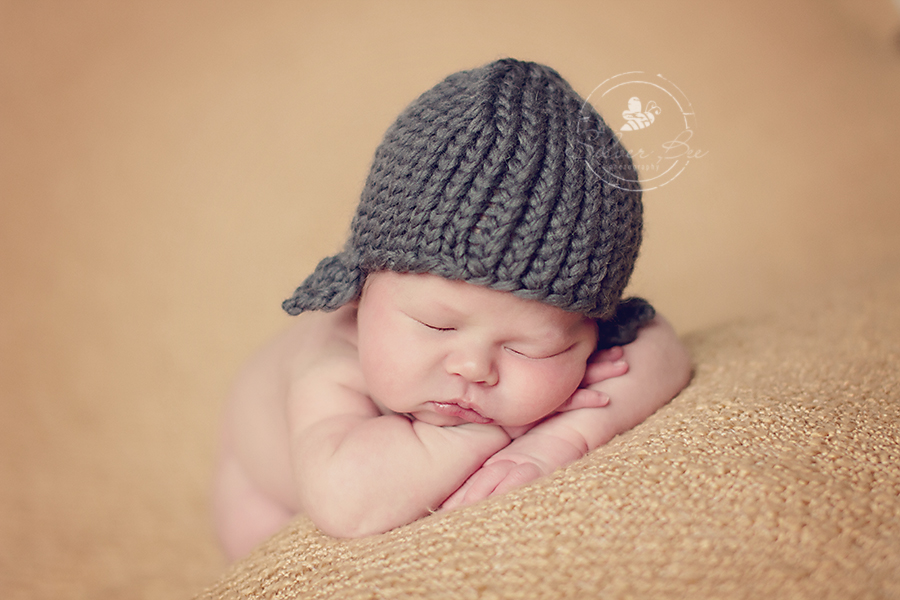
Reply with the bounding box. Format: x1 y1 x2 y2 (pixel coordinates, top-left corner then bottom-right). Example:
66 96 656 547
440 488 465 511
440 479 474 511
582 358 628 385
459 461 516 506
441 461 513 510
490 463 542 497
558 388 610 412
592 345 624 363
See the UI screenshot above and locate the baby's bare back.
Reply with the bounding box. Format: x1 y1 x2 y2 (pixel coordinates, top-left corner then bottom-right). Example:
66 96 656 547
218 306 361 513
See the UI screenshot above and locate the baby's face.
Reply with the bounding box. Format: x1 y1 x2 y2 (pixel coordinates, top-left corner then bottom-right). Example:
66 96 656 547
355 272 598 428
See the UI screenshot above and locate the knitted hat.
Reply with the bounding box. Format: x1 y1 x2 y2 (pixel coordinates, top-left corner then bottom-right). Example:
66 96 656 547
283 59 643 319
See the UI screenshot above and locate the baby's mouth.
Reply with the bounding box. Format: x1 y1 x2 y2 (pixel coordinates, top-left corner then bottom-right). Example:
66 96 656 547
430 401 493 425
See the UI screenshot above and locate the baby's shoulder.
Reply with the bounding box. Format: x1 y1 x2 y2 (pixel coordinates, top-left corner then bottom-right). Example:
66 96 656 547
223 307 368 442
264 303 353 357
274 306 364 389
231 306 358 383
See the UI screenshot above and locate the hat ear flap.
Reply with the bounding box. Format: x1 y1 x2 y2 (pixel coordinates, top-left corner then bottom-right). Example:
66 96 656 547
282 253 363 315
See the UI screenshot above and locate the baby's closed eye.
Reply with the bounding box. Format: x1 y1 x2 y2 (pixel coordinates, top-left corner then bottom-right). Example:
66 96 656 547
403 310 455 331
504 343 574 360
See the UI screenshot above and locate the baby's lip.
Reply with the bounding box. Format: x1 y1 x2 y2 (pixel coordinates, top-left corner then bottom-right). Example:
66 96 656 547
430 401 493 425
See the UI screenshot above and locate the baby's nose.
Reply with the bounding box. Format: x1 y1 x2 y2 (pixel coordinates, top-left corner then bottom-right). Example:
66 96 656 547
445 346 499 386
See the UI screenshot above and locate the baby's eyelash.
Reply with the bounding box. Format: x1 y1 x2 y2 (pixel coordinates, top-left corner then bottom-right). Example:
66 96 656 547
505 346 539 359
403 311 455 331
506 343 573 360
505 347 523 356
419 320 454 332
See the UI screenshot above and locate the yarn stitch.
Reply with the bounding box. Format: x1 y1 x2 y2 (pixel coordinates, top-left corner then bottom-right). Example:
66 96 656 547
283 59 643 319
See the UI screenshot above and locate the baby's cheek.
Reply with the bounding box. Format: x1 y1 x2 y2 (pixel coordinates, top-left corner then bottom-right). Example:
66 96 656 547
545 356 587 389
516 361 584 419
359 353 400 406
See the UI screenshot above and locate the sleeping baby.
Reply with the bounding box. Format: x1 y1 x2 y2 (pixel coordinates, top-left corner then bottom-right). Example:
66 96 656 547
213 58 692 561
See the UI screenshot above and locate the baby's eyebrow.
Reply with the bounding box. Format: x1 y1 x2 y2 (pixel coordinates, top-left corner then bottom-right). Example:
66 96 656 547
522 318 597 348
515 326 574 347
423 301 461 318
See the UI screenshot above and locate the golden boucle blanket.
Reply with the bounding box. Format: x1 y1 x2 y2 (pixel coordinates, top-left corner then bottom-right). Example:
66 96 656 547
198 272 900 599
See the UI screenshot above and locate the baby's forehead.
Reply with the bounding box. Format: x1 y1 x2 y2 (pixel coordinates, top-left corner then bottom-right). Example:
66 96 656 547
376 271 592 329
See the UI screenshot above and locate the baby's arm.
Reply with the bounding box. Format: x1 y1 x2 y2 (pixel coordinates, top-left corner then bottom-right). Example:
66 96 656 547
442 315 691 509
288 354 510 537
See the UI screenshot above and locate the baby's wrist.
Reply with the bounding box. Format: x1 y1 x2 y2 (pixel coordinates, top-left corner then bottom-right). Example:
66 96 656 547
451 421 512 450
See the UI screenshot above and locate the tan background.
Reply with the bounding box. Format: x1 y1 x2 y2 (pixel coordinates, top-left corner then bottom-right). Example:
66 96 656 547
2 1 899 598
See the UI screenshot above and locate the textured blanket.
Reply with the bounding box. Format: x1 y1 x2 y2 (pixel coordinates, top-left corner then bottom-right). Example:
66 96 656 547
198 272 900 599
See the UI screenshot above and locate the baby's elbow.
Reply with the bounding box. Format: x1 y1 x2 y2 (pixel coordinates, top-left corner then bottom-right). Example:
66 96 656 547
300 481 411 539
299 486 362 538
310 509 376 539
307 504 406 539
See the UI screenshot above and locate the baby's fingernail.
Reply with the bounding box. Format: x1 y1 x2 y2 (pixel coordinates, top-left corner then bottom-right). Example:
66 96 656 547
614 360 627 367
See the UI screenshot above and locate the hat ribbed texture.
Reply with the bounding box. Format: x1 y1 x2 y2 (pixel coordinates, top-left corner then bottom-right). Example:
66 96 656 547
283 59 643 319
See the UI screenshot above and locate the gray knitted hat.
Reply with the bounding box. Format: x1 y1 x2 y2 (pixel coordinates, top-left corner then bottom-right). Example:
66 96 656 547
283 58 643 319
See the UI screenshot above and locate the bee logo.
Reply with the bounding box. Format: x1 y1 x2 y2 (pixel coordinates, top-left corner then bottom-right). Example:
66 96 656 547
620 97 661 131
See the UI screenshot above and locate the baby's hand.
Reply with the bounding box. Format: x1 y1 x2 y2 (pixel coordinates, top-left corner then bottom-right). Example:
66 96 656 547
440 459 542 511
582 346 629 386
